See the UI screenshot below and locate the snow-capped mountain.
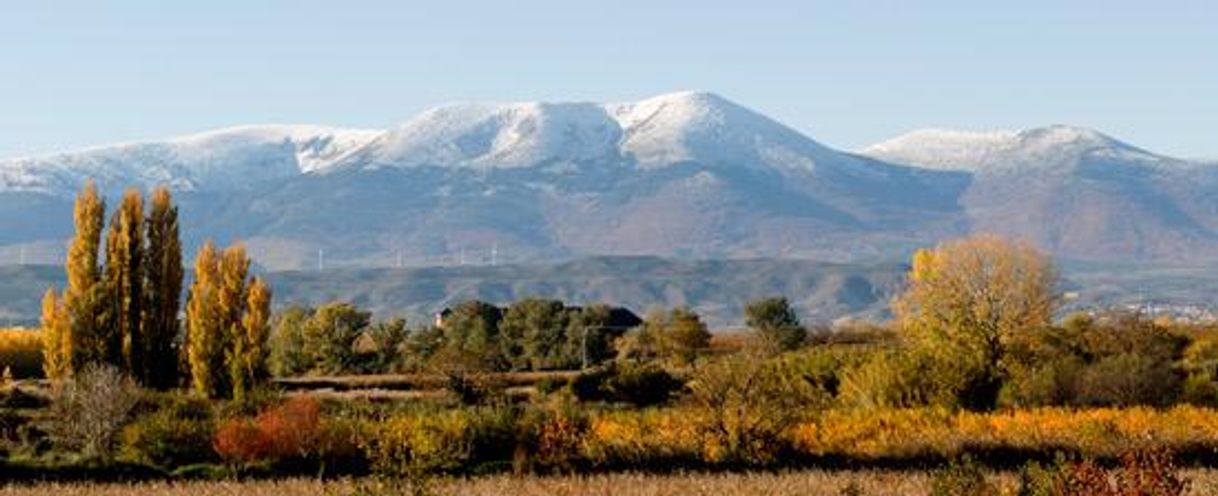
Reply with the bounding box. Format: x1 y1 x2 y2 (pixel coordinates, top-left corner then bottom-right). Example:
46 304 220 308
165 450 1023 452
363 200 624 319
0 125 381 195
862 125 1218 261
862 125 1187 173
1 92 1216 269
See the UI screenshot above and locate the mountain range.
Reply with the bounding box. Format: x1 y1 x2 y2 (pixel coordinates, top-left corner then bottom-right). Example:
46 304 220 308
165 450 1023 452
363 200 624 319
2 91 1216 270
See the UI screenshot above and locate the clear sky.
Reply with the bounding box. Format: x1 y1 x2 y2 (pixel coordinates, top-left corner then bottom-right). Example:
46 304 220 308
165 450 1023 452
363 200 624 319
2 1 1215 159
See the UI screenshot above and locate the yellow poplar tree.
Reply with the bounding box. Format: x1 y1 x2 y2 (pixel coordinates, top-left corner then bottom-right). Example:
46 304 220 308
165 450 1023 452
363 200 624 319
40 288 72 380
104 188 145 380
64 180 106 370
186 242 224 397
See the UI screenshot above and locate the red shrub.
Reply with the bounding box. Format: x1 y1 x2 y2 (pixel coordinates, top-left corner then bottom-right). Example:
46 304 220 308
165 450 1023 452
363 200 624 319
213 395 324 465
214 418 272 463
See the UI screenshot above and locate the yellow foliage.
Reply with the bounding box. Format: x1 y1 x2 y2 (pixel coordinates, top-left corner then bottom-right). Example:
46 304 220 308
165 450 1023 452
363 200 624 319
0 327 44 379
790 405 1218 459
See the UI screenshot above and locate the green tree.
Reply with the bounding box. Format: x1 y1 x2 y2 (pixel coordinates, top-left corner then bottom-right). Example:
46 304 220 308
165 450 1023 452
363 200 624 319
500 298 570 370
303 301 371 374
566 304 630 368
269 305 314 377
364 317 409 373
745 297 805 353
142 186 183 389
625 307 710 365
437 300 505 371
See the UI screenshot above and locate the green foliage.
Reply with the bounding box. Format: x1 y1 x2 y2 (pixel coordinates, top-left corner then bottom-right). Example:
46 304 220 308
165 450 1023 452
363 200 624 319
687 353 832 464
501 299 570 370
1001 312 1187 408
438 300 506 371
745 296 805 353
363 318 410 373
120 396 217 468
269 305 312 377
306 302 373 375
621 307 709 364
838 349 972 409
569 362 684 407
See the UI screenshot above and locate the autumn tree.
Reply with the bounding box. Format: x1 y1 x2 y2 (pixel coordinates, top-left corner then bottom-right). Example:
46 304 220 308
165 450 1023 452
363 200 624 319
745 297 805 353
40 288 72 380
893 233 1058 409
231 276 272 402
186 242 224 397
185 241 273 399
104 189 145 380
63 181 107 370
142 186 183 389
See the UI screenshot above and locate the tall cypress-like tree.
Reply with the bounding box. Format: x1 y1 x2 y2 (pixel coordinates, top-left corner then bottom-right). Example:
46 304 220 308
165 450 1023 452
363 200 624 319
186 242 224 397
142 186 183 389
64 181 106 370
104 189 145 380
40 288 71 380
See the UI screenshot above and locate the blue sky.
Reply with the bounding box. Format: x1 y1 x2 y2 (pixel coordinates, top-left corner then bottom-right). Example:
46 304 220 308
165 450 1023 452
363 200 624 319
2 1 1215 159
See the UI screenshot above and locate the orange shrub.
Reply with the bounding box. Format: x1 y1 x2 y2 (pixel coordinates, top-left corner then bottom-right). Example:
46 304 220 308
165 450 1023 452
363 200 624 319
213 395 323 465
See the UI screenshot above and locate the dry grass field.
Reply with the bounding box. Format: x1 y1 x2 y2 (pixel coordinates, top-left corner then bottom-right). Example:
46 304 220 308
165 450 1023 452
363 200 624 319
3 470 1218 496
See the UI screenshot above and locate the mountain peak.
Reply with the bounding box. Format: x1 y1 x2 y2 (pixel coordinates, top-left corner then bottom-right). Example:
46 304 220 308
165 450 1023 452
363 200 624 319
863 125 1162 172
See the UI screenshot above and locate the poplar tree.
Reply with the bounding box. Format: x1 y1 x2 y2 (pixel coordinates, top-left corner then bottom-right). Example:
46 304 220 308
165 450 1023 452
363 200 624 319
64 181 106 370
104 189 145 380
186 241 271 399
186 242 224 397
40 288 72 380
232 276 272 402
142 186 183 389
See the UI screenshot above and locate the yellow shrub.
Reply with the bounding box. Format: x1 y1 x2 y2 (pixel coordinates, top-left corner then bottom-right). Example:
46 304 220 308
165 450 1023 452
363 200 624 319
790 406 1218 460
0 328 43 379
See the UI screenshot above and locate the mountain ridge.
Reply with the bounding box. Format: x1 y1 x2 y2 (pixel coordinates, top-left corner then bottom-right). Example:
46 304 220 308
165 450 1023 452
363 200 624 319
0 91 1215 268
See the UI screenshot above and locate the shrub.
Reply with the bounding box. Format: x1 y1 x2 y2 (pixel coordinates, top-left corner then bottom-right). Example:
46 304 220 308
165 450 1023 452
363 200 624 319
45 363 142 461
122 405 217 467
362 405 520 477
1076 354 1181 407
687 354 831 464
930 457 995 496
213 395 325 466
0 328 43 379
569 363 684 407
1017 449 1188 496
534 376 566 395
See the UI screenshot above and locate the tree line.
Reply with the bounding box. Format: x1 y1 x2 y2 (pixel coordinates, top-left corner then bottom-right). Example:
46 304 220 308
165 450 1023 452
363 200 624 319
39 182 272 401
